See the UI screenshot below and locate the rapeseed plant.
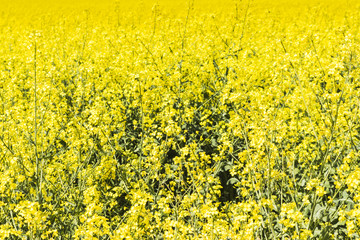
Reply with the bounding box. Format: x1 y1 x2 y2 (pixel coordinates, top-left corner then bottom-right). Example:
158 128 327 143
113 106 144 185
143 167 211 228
1 0 360 239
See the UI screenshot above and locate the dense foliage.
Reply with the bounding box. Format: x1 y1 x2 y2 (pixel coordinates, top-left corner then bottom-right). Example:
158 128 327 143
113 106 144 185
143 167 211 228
1 0 360 239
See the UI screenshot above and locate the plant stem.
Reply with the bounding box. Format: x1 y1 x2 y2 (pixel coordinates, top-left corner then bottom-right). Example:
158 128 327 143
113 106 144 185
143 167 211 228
34 37 41 204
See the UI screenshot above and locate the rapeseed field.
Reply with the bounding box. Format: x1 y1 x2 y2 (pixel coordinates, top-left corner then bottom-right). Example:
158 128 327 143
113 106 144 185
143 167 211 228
1 0 360 239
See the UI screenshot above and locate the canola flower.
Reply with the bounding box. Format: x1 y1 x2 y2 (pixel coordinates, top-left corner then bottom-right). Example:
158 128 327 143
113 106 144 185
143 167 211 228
1 0 360 239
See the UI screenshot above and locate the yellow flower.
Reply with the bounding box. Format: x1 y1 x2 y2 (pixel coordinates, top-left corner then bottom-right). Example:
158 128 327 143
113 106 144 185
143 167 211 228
315 186 326 197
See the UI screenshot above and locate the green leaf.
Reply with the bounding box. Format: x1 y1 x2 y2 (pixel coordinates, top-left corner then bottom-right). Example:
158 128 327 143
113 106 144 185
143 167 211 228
227 178 239 185
224 164 232 171
211 138 217 147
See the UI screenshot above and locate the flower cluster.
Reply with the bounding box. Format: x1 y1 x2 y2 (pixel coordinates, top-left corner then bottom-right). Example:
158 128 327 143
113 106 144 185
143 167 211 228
0 0 360 239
